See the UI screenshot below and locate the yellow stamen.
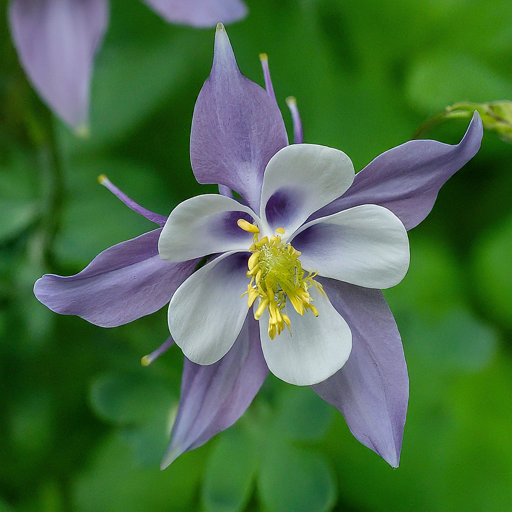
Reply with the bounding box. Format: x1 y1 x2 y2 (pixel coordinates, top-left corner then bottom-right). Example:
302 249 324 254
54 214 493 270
237 219 260 233
248 251 260 270
237 220 326 339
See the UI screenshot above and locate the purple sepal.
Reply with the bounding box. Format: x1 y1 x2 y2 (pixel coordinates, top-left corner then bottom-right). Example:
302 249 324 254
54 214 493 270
141 0 247 27
190 25 288 212
315 112 483 230
9 0 108 130
34 229 199 327
161 314 268 469
311 277 408 468
218 184 234 198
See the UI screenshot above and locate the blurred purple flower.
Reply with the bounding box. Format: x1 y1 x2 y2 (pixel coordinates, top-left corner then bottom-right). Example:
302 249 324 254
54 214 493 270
34 24 483 470
8 0 247 131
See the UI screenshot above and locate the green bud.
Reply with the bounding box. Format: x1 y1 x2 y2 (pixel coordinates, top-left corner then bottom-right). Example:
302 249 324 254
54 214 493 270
413 100 512 144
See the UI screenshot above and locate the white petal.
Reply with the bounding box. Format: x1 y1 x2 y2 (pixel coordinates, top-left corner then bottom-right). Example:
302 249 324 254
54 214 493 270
292 204 410 289
159 194 258 262
259 144 354 237
169 251 250 365
259 287 352 386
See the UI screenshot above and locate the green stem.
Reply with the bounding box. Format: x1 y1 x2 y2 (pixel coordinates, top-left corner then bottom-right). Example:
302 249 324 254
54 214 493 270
412 109 472 140
26 110 65 269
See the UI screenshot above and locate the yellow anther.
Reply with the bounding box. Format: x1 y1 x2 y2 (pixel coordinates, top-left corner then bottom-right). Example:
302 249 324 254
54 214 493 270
308 304 319 317
286 96 297 107
243 223 325 338
247 287 259 307
237 219 260 233
248 251 260 271
255 297 269 319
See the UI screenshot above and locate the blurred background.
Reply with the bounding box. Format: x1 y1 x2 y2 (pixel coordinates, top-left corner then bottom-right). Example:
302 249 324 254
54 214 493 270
1 0 512 510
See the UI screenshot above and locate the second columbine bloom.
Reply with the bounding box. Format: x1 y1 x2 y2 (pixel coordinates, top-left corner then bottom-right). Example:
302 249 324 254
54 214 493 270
159 142 410 386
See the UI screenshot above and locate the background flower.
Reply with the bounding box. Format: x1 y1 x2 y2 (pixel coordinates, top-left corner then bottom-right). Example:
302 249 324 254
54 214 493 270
8 0 247 131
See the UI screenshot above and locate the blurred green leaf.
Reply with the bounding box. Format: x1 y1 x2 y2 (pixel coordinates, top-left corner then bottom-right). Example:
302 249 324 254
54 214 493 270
89 372 174 425
0 200 38 243
122 412 175 468
0 498 14 512
259 443 337 512
274 386 333 441
406 53 512 113
9 389 54 457
385 236 462 320
405 307 498 373
472 212 512 328
202 427 259 512
387 236 498 373
73 433 204 512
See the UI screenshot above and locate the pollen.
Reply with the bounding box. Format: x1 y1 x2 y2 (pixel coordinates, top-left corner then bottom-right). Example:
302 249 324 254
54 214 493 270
239 221 325 340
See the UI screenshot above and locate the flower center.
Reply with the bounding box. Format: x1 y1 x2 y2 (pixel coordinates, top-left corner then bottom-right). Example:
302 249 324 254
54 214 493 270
237 219 324 339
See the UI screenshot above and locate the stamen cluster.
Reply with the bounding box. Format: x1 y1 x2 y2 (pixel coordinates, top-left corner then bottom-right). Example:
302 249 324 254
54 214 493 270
237 219 323 339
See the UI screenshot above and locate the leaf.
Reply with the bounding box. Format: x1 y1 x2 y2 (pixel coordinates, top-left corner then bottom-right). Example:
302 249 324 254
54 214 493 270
404 307 498 374
472 212 512 328
122 412 176 468
73 433 204 512
89 372 174 425
406 53 512 113
259 443 337 512
202 427 259 512
0 200 38 243
274 386 333 441
385 235 462 320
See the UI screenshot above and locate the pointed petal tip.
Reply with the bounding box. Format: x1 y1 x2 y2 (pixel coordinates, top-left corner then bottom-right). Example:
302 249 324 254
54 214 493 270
383 448 400 468
160 445 180 470
213 22 232 57
210 22 237 75
472 110 484 137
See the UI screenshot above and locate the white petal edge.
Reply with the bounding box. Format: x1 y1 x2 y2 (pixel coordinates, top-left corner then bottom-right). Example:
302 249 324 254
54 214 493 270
292 204 410 289
159 194 258 262
259 286 352 386
259 144 355 237
169 251 249 365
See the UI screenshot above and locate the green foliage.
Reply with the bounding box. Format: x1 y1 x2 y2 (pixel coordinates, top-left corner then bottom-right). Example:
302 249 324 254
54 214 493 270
202 385 337 512
258 443 336 512
202 427 259 512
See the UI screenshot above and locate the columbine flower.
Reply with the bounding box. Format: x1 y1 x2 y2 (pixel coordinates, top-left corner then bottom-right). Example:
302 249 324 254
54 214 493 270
34 24 483 470
8 0 247 132
159 143 412 386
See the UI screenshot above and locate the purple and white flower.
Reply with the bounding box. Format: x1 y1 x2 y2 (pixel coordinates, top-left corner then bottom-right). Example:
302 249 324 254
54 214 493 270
34 24 483 470
8 0 247 131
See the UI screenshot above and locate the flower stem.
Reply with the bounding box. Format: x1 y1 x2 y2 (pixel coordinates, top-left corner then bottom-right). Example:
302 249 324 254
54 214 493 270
27 111 65 269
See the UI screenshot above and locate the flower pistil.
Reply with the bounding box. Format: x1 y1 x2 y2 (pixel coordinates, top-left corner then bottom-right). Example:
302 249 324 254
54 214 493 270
238 219 324 339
